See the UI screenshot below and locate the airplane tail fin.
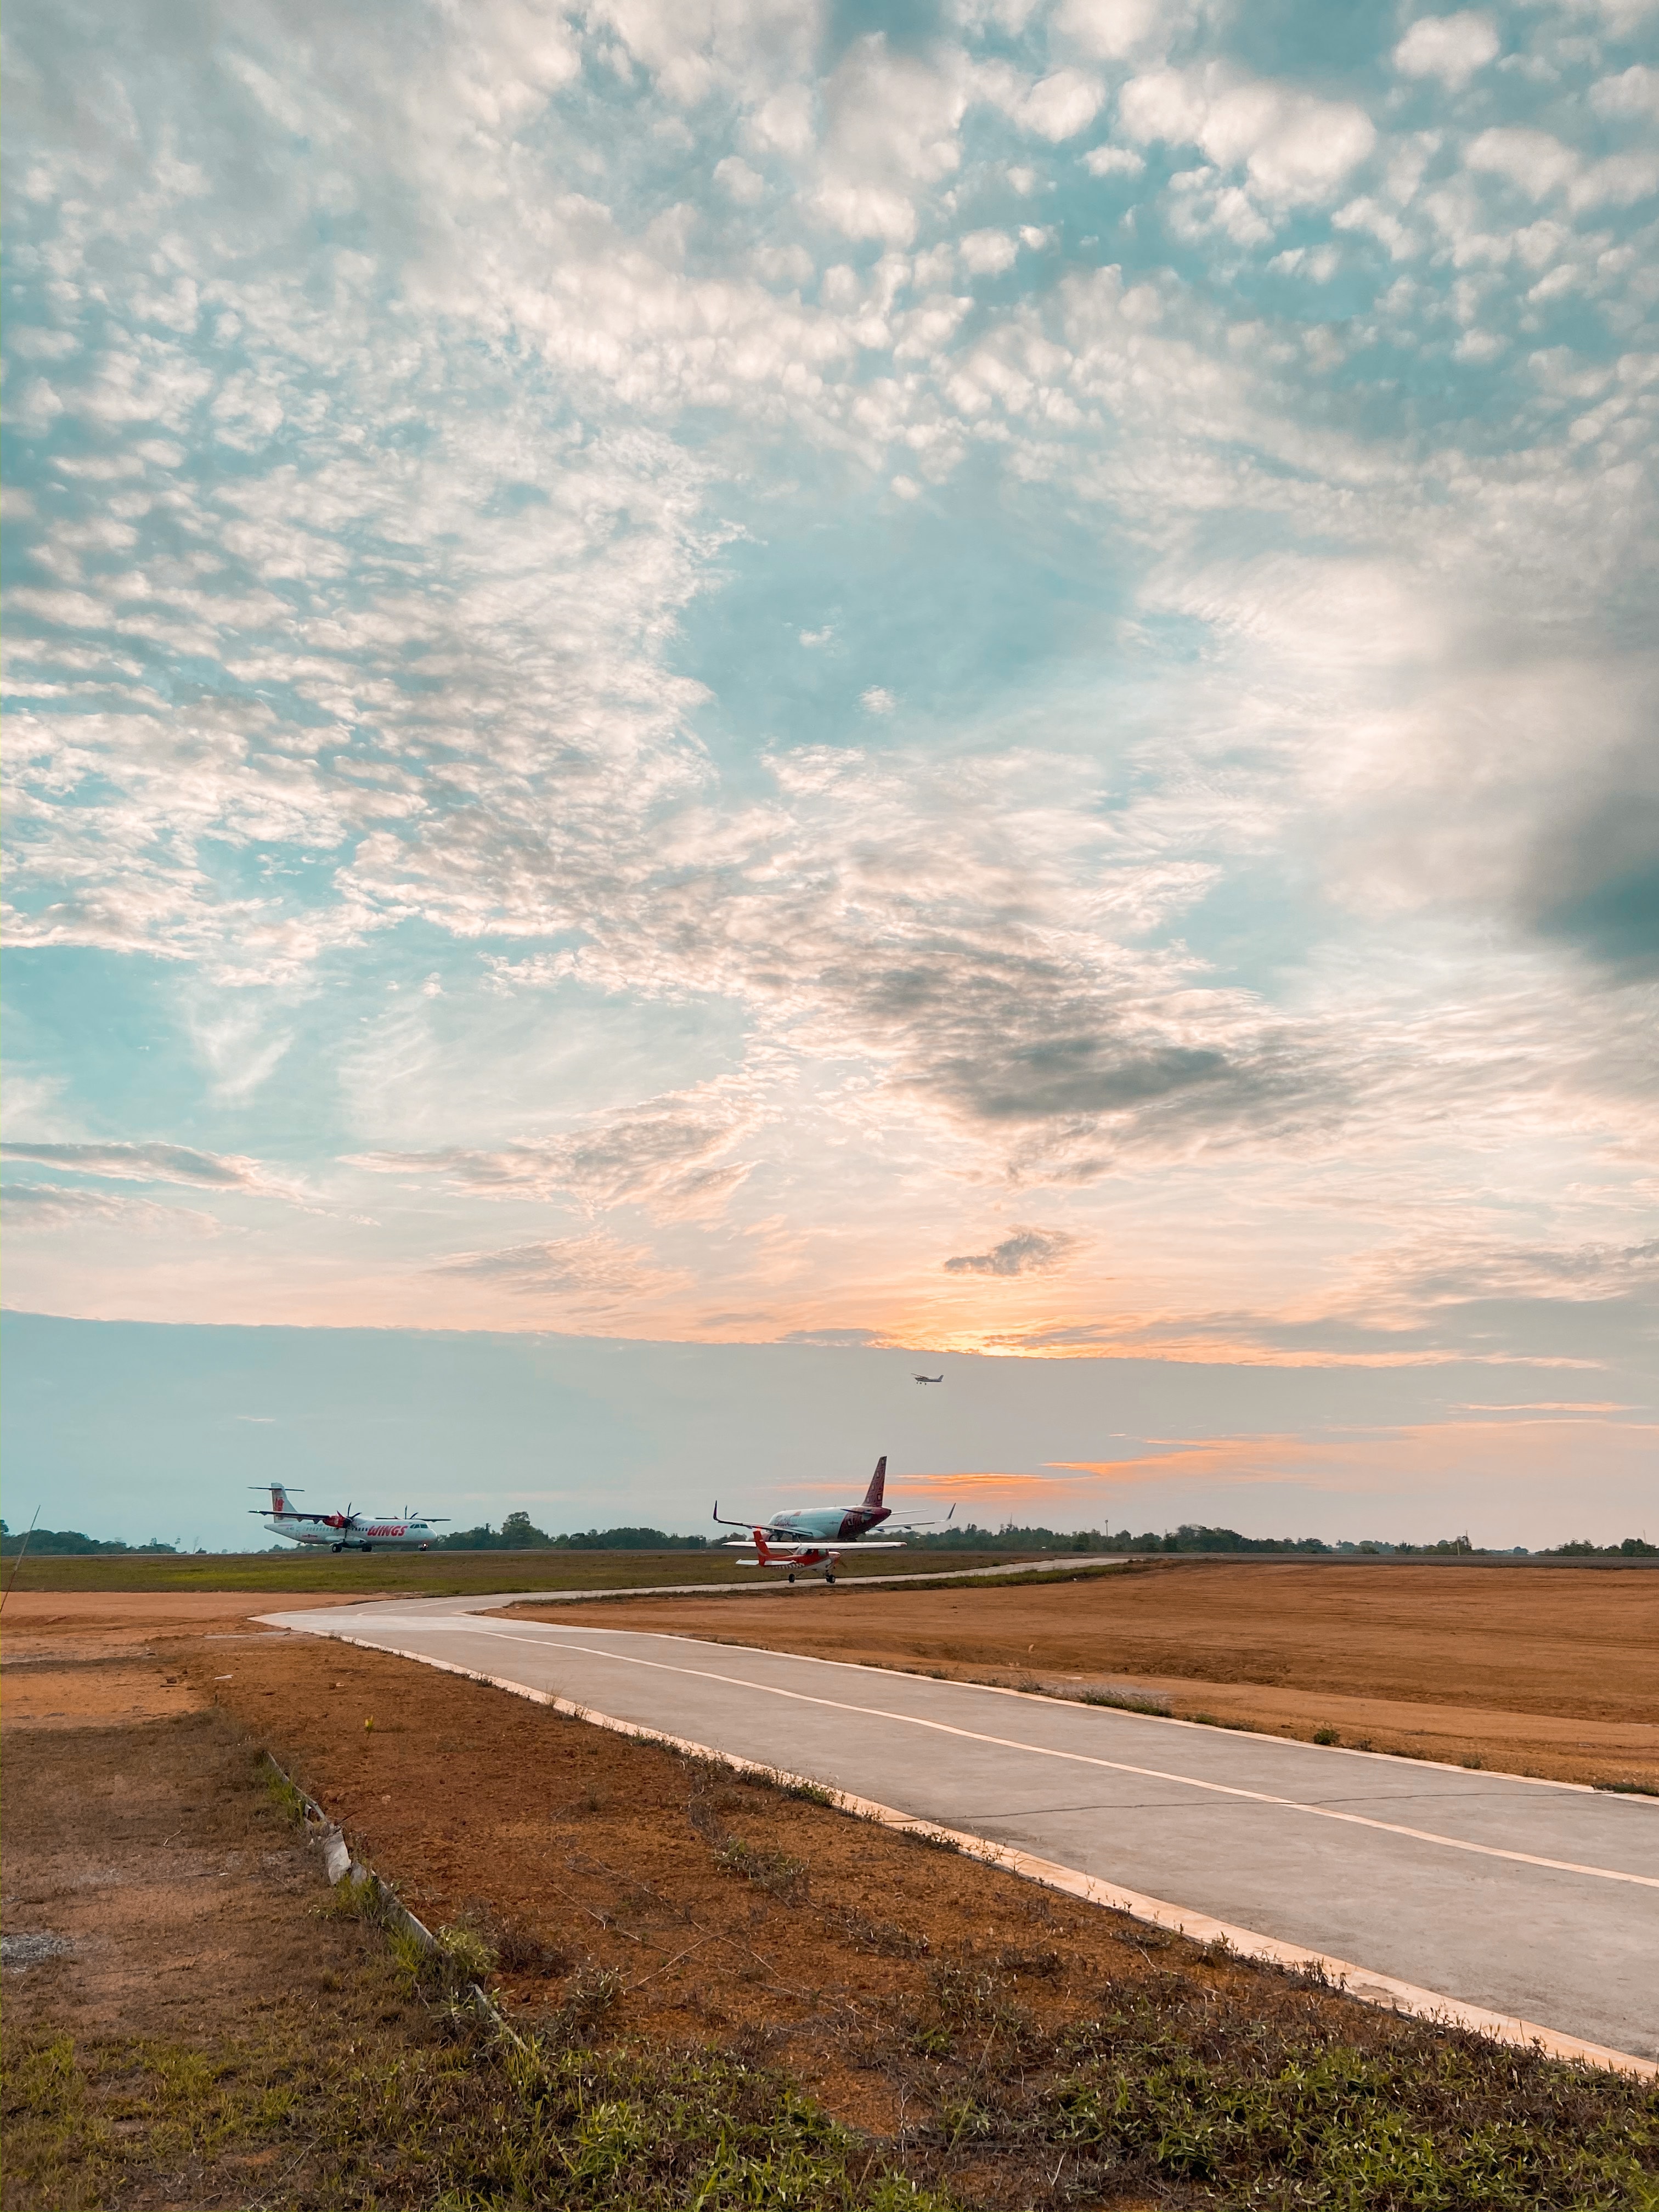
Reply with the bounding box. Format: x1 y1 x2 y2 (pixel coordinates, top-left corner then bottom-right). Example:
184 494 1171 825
269 1483 294 1516
753 1527 771 1564
861 1455 887 1510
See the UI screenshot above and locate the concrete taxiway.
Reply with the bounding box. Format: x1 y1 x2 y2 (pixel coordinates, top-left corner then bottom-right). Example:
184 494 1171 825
261 1601 1659 2068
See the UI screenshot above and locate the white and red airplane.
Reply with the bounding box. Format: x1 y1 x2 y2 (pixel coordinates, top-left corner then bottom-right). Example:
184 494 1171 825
251 1484 449 1554
713 1456 952 1584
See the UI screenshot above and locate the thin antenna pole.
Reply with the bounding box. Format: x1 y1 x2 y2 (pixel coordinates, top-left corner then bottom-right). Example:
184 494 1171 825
0 1506 43 1615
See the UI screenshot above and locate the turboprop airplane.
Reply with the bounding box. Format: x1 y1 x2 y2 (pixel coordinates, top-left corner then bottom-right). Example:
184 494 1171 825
711 1457 953 1583
250 1484 449 1554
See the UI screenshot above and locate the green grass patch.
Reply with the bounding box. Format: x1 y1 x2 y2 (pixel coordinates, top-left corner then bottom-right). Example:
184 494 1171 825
1038 1991 1659 2208
1 2022 949 2211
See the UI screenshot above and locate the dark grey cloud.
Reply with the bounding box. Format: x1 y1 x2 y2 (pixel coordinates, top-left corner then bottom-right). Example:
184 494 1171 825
944 1225 1080 1277
1531 785 1659 973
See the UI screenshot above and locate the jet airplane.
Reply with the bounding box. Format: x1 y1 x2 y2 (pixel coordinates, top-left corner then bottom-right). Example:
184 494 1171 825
251 1484 449 1554
712 1457 952 1583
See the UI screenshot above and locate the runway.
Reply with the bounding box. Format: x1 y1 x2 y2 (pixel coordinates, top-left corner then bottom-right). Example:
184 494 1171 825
261 1600 1659 2068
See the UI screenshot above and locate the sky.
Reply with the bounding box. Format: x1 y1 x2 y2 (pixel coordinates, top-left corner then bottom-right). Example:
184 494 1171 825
3 0 1656 1547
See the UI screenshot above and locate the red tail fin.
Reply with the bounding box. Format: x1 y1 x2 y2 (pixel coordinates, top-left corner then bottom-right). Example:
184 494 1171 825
861 1455 887 1510
753 1527 771 1563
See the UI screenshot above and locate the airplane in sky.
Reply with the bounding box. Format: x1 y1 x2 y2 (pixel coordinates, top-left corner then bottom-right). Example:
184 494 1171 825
251 1484 449 1553
913 1372 944 1384
712 1457 952 1583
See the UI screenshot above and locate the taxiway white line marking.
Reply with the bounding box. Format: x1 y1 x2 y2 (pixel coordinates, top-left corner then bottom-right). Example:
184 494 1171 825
261 1616 1659 2078
380 1620 1659 1891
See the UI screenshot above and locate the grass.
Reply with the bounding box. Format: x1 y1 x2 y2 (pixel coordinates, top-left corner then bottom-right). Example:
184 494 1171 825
14 1951 1654 2211
1 2022 950 2211
1073 1686 1174 1717
1 1547 1060 1598
11 1707 1658 2212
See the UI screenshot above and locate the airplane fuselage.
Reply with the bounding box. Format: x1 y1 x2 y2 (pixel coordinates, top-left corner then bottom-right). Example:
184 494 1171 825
262 1515 439 1552
768 1503 891 1543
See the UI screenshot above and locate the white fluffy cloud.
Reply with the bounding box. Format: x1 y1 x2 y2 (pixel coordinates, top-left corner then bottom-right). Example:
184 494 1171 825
1120 68 1377 206
1394 14 1500 88
1015 69 1104 142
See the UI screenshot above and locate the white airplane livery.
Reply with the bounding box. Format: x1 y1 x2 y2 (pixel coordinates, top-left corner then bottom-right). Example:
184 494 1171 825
252 1485 448 1554
712 1456 953 1583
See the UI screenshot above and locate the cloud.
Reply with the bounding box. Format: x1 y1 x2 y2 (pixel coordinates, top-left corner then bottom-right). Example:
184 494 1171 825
1592 65 1659 121
1054 0 1169 63
813 40 969 245
1464 127 1659 212
2 1183 221 1234
1081 145 1145 178
777 1325 887 1345
960 230 1019 276
433 1232 680 1301
944 1225 1082 1276
715 156 765 205
349 1080 759 1221
1350 1234 1659 1312
1119 69 1376 205
1393 15 1500 88
5 0 1658 1402
1015 71 1103 143
1046 1414 1659 1498
1 1141 298 1197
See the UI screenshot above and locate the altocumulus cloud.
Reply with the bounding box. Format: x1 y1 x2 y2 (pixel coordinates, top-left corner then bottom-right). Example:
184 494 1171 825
0 0 1655 1406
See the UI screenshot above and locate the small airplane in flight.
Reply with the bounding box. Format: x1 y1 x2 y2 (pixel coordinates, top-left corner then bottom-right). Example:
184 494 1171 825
712 1456 952 1583
250 1484 449 1554
913 1372 944 1385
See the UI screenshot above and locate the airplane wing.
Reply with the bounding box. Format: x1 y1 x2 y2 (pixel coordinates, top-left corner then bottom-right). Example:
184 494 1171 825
736 1539 911 1557
712 1503 823 1537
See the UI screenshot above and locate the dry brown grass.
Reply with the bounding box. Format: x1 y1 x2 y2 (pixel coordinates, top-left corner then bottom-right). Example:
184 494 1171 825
5 1623 1656 2209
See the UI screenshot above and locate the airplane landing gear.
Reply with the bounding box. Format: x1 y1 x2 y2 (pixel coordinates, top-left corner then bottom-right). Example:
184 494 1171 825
362 1543 373 1553
825 1571 836 1584
787 1571 795 1583
331 1543 344 1553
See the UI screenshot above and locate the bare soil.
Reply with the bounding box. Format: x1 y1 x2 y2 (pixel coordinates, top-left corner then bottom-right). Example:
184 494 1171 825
180 1629 1218 2133
1 1709 407 2046
509 1560 1659 1790
1 1692 446 2208
7 1598 1655 2209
